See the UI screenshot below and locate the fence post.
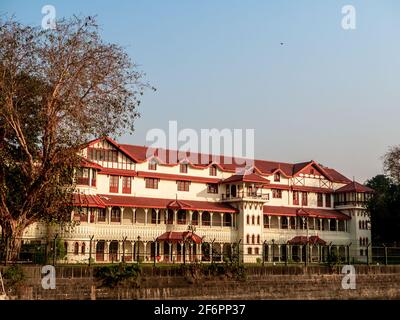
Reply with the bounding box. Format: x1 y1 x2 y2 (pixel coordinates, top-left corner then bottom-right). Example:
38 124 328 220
89 235 94 267
384 245 388 266
53 234 58 266
262 240 267 266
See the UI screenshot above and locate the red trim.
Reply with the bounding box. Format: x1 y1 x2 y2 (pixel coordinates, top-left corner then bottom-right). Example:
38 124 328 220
137 171 221 184
99 168 137 177
291 185 333 193
157 231 202 244
97 194 238 213
263 205 350 220
72 194 106 208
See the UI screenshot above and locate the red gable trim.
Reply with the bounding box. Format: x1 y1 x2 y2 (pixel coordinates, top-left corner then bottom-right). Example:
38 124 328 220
87 137 141 163
97 194 238 213
136 171 221 184
293 161 333 181
80 158 103 170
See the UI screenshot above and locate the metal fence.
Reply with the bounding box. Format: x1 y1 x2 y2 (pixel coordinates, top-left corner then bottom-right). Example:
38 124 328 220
1 236 400 266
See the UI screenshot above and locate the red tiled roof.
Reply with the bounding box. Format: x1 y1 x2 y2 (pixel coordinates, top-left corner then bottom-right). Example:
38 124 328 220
97 194 238 213
157 231 203 244
72 194 106 208
80 158 103 170
335 181 374 193
263 205 350 220
221 173 270 184
85 137 352 183
288 236 327 245
136 171 221 184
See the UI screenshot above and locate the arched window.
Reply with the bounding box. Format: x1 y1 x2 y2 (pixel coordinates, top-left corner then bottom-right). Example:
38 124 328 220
246 215 250 225
111 207 121 222
359 221 362 229
81 242 86 254
252 234 255 244
248 247 252 255
257 235 260 244
274 172 281 182
359 237 362 246
246 234 250 244
257 216 260 225
252 215 255 225
74 242 79 255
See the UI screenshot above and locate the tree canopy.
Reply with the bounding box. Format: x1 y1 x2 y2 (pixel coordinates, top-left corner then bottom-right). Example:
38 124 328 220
0 16 153 260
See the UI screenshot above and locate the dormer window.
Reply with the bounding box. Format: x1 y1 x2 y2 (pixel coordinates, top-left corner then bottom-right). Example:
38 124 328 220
209 165 217 176
148 159 157 171
180 163 188 173
310 169 315 175
274 172 281 182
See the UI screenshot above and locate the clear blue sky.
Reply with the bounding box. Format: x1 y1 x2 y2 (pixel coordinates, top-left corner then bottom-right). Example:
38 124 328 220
2 0 400 182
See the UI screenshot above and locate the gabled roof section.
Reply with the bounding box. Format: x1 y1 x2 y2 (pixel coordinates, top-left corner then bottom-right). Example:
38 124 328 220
221 172 270 184
292 160 334 181
335 181 374 193
86 137 142 163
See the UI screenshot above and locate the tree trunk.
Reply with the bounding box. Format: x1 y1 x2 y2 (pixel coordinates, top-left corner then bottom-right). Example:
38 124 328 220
2 221 25 262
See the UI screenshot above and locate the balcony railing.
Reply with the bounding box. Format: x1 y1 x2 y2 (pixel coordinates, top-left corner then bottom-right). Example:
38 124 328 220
334 201 367 207
222 191 269 201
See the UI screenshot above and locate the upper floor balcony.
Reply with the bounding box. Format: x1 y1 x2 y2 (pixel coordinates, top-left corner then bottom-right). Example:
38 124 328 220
221 190 269 202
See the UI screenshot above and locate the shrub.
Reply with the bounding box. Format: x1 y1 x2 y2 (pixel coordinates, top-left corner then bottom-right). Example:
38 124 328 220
94 263 141 288
3 265 25 286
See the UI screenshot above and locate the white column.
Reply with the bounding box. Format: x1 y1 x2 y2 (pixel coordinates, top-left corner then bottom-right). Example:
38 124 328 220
199 211 203 226
320 219 323 231
220 213 223 228
120 207 124 225
313 218 316 230
188 210 193 225
278 216 281 229
210 212 214 228
173 210 177 225
107 207 111 225
287 216 290 229
328 219 331 231
144 208 149 225
155 209 159 224
336 219 339 232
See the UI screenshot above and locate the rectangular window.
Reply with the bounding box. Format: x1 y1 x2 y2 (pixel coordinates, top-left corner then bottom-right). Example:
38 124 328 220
76 168 89 185
325 194 331 207
293 191 299 205
109 175 119 193
180 163 188 173
122 176 131 194
88 148 118 162
302 192 308 206
207 183 218 194
255 247 259 255
317 193 323 207
91 170 96 187
177 180 190 192
148 161 157 170
209 166 217 176
145 178 159 189
272 189 282 198
247 247 252 255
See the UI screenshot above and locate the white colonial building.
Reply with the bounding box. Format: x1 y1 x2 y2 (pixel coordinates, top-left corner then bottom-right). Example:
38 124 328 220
23 137 373 264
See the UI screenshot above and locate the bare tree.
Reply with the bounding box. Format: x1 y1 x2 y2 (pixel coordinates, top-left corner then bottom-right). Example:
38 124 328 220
0 16 153 260
384 146 400 184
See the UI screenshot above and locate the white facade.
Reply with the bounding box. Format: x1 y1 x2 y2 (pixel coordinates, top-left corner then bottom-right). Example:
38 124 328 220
23 137 373 264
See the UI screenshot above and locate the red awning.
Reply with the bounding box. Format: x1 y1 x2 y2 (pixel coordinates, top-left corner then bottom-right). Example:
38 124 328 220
97 194 238 213
157 231 203 244
263 205 350 220
72 194 106 208
288 235 326 245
